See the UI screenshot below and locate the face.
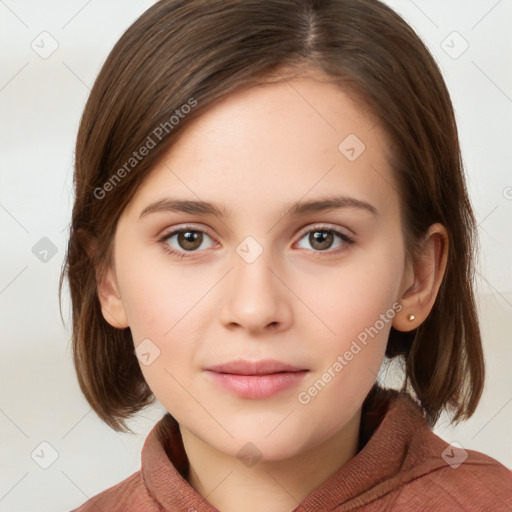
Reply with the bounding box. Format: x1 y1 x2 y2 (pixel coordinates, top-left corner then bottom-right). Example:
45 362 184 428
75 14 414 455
107 73 409 461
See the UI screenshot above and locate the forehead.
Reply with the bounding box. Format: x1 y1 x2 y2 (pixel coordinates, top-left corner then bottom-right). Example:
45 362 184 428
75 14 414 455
124 76 397 222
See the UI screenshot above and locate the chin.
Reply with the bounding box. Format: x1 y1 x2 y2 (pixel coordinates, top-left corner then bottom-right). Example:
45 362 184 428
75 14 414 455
219 429 310 463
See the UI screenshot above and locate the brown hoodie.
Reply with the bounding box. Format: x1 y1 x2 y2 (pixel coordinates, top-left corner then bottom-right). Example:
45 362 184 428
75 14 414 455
71 387 512 511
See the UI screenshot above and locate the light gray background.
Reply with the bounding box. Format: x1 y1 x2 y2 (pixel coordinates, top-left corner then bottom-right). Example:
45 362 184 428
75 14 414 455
1 1 511 511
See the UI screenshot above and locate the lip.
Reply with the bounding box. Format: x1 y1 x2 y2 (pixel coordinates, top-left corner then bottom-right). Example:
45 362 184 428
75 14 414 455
205 359 308 399
206 359 305 375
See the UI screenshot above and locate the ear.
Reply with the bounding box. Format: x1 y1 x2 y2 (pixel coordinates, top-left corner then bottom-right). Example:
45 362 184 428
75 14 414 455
97 266 130 329
77 228 130 329
393 223 449 331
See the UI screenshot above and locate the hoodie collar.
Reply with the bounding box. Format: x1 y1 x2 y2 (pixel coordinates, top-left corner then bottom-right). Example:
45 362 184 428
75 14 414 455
141 386 436 511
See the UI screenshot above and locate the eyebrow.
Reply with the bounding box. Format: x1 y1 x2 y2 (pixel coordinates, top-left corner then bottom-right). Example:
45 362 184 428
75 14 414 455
138 195 379 220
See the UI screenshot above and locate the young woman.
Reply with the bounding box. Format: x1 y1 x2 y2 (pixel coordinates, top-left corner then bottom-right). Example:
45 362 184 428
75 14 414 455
61 0 512 510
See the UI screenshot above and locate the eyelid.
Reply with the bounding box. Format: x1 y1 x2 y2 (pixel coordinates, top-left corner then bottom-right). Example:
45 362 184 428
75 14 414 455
159 223 217 241
295 222 354 240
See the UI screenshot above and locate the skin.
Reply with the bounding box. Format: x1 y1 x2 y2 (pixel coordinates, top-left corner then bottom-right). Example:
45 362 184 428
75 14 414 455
97 70 448 512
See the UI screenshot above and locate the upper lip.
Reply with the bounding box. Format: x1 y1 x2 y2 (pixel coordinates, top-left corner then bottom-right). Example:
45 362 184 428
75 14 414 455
205 359 306 375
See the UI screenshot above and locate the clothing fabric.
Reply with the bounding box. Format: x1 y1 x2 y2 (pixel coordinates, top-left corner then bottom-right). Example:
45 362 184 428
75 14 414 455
72 386 512 511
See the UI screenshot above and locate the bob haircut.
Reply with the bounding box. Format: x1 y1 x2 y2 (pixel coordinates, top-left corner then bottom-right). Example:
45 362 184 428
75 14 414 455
60 0 484 433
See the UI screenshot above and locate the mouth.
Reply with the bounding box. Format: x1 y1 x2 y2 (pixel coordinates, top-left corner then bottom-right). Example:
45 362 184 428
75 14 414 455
204 359 308 399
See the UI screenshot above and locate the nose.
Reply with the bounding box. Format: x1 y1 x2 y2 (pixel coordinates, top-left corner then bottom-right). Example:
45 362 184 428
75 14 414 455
218 247 293 335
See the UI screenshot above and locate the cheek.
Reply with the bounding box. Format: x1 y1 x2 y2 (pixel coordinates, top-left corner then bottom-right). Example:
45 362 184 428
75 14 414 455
299 244 404 344
115 247 217 391
117 242 211 341
295 259 398 429
122 264 205 406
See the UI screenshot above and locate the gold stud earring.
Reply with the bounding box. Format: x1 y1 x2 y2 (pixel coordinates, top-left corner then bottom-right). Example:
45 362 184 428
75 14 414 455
408 314 415 322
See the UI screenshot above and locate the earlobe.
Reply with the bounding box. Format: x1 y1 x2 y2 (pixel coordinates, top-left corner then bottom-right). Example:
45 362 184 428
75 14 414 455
97 266 130 329
393 223 449 332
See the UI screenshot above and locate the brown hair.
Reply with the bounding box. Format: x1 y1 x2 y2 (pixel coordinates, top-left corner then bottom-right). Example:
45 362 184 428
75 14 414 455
60 0 484 433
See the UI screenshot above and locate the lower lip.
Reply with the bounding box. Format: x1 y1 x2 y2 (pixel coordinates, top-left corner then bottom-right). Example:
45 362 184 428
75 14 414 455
205 370 308 399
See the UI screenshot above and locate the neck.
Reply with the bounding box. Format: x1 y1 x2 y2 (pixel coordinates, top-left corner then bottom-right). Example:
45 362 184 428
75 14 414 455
180 407 362 512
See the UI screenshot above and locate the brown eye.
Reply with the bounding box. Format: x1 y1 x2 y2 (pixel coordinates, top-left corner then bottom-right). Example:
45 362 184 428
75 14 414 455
177 230 203 251
161 227 215 257
296 226 354 254
309 230 334 251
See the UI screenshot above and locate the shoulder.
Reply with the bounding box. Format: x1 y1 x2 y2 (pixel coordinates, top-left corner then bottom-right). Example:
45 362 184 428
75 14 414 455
69 470 160 512
358 391 512 511
389 448 512 511
391 420 512 511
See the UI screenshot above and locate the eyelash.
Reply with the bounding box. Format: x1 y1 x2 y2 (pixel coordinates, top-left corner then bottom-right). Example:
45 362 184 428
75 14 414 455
158 224 355 260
